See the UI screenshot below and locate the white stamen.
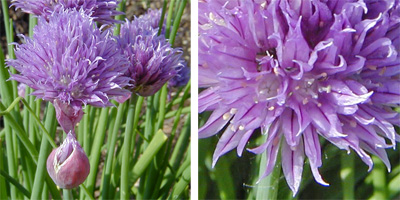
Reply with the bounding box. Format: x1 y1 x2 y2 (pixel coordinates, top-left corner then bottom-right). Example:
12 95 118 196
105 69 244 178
230 108 238 114
268 106 275 111
223 113 231 120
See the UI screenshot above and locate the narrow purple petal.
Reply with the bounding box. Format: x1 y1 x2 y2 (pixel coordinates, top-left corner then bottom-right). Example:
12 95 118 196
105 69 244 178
199 108 232 139
281 109 301 147
281 139 305 196
303 126 329 186
212 127 246 167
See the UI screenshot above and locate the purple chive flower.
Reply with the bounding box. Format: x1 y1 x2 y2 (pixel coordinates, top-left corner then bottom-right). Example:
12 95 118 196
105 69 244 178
138 8 163 30
199 0 400 195
169 64 190 88
47 131 90 189
11 0 122 24
7 8 130 133
119 14 185 97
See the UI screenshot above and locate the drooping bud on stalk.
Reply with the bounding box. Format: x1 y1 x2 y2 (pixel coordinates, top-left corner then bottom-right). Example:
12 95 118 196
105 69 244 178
47 131 90 189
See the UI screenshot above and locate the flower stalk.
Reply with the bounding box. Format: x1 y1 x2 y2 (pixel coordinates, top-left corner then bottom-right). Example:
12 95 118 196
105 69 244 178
257 136 282 200
341 152 355 200
120 95 138 200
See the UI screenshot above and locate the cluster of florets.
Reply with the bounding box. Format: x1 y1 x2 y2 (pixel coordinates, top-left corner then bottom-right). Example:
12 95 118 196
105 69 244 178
8 0 188 189
119 15 186 96
199 0 399 195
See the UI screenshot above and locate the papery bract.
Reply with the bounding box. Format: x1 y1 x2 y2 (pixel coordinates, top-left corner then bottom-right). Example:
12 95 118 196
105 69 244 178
46 132 90 189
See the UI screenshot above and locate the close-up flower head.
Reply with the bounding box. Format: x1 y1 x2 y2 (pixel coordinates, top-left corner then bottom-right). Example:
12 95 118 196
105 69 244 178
7 8 130 132
11 0 122 24
199 0 400 195
119 13 185 96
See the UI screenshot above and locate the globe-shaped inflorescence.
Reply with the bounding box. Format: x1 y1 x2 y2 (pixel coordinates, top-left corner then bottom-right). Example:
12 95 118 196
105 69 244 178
7 8 131 133
119 14 186 97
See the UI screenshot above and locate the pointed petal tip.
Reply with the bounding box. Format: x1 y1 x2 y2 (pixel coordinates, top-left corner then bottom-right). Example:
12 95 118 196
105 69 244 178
211 159 217 168
237 149 243 157
290 186 299 198
367 163 374 172
318 180 330 186
211 153 220 168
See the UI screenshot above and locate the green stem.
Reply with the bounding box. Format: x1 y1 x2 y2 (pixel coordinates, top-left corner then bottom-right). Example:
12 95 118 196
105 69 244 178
143 96 155 147
130 96 144 155
156 85 168 130
213 155 236 200
113 0 126 36
29 14 37 37
4 123 17 199
256 139 281 200
0 96 22 115
165 106 190 118
28 87 38 147
0 30 14 107
121 95 138 200
340 152 355 200
80 184 95 200
101 103 126 200
158 116 190 198
131 130 168 184
165 0 176 39
2 0 15 59
83 106 90 154
0 169 31 198
21 99 57 148
158 0 168 36
85 108 109 194
169 115 191 172
371 156 387 200
168 163 190 200
168 0 187 45
63 189 72 200
0 140 7 200
30 104 57 199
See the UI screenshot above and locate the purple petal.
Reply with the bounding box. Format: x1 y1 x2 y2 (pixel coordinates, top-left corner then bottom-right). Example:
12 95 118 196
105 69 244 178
212 127 246 167
303 126 329 186
257 133 282 182
360 141 391 171
281 139 305 196
198 87 221 112
281 109 301 147
309 104 345 137
199 107 232 139
237 130 254 156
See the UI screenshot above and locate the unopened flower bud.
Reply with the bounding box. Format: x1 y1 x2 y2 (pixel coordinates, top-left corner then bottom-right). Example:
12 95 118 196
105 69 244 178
47 132 90 189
